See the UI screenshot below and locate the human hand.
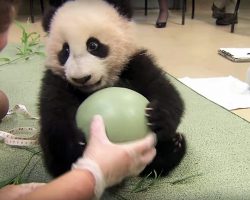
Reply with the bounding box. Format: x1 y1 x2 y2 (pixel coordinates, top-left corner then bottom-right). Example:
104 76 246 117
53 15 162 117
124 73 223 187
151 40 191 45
0 183 45 200
72 115 156 197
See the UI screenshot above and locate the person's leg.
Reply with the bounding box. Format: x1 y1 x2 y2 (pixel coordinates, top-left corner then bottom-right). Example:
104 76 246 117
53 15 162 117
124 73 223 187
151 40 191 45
156 0 168 28
212 0 226 19
216 0 237 25
213 0 227 8
224 0 236 13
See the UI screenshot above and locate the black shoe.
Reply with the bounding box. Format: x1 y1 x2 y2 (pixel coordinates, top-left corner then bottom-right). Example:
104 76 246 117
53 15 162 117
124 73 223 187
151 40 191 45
216 13 238 25
211 3 225 19
155 22 166 28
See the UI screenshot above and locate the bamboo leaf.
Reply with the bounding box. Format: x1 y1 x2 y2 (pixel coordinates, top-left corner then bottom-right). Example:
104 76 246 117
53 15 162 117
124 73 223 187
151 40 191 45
16 47 21 50
131 170 161 193
29 42 39 47
34 51 45 56
170 173 203 185
26 48 33 53
15 21 25 32
27 32 38 38
0 175 17 188
0 57 10 62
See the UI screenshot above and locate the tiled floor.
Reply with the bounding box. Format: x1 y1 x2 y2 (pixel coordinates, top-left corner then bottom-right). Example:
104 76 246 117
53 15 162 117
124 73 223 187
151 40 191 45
7 0 250 121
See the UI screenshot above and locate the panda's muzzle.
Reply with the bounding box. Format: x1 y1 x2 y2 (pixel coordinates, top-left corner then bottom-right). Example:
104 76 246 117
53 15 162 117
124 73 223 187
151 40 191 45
72 75 92 85
71 75 102 89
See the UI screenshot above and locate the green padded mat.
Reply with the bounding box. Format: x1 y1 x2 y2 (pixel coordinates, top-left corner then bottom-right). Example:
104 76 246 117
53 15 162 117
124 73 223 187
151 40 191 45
0 44 250 200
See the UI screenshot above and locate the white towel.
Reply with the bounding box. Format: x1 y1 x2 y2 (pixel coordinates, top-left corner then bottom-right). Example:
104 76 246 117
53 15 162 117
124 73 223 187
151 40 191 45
179 76 250 110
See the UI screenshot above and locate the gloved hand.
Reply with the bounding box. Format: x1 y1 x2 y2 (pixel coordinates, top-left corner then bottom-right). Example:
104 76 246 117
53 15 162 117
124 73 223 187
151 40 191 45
72 115 156 199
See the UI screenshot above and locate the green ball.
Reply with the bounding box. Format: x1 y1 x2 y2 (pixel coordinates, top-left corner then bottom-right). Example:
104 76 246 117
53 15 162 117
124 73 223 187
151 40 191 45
76 87 150 143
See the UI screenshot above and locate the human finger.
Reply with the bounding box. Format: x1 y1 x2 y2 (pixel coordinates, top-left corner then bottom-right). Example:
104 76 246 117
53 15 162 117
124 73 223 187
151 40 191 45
123 133 157 154
140 148 156 165
89 115 110 143
129 148 157 176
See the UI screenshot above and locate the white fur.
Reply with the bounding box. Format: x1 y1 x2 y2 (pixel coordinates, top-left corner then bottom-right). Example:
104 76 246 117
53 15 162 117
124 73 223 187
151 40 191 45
45 0 138 91
65 53 105 87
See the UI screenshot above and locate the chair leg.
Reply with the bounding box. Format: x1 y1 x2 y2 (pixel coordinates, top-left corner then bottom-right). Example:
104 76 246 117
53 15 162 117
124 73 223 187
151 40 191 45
30 0 34 23
191 0 195 19
144 0 148 16
231 23 235 33
182 0 186 25
231 0 240 33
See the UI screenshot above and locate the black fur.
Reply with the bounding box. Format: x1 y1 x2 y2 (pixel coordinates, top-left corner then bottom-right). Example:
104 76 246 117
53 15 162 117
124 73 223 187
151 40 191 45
104 0 133 19
117 50 186 176
58 42 70 65
39 50 186 177
42 7 57 33
39 71 87 176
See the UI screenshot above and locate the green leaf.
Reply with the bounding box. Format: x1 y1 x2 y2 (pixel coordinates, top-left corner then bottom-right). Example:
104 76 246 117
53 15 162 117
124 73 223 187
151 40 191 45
16 47 24 55
26 48 33 53
29 42 39 47
37 44 44 49
0 21 44 67
15 21 25 32
0 175 17 188
170 173 203 185
34 51 45 56
21 32 28 44
131 170 162 193
0 57 11 62
0 150 42 188
27 32 38 38
16 46 21 50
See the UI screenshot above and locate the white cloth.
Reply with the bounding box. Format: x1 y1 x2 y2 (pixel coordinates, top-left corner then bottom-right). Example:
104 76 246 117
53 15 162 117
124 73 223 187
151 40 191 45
179 76 250 110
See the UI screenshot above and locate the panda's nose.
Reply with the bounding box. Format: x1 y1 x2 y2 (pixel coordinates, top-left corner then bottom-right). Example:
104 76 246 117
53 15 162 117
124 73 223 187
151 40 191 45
72 75 92 85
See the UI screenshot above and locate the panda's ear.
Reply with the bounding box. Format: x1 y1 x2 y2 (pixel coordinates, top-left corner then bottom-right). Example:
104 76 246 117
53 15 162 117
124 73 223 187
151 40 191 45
104 0 133 20
42 7 58 33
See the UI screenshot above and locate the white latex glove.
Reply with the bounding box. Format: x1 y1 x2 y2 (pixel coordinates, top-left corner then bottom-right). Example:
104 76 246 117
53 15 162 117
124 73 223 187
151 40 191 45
72 115 156 199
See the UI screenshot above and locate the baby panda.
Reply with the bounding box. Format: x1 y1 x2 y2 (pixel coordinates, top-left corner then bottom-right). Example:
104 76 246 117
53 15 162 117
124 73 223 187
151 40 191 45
39 0 186 178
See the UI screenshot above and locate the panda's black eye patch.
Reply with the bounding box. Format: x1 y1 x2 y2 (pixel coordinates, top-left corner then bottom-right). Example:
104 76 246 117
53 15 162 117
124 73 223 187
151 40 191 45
86 37 109 58
58 42 70 65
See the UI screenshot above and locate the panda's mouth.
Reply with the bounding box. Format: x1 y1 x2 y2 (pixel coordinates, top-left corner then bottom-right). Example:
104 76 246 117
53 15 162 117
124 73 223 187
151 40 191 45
81 77 102 89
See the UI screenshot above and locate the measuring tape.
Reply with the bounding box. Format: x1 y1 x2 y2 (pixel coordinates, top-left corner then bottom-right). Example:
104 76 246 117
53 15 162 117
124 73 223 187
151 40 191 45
0 104 39 147
0 127 39 146
5 104 39 120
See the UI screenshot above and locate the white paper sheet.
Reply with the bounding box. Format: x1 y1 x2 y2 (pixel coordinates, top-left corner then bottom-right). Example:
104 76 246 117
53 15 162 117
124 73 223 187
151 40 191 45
179 76 250 110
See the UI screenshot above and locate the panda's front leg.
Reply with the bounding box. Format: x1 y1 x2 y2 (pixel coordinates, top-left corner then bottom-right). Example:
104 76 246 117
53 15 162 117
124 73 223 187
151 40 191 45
39 71 89 177
140 100 186 177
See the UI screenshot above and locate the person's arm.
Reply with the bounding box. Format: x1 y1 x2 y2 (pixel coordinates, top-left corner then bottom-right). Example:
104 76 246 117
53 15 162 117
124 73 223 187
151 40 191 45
19 169 95 200
0 115 156 200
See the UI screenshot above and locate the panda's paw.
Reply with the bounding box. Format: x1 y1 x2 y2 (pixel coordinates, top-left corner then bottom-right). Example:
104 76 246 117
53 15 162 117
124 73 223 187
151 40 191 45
173 133 184 152
145 100 171 135
140 132 186 177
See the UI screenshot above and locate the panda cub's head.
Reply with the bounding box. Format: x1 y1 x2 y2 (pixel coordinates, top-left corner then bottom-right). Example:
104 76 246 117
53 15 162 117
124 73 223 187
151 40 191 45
43 0 137 92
